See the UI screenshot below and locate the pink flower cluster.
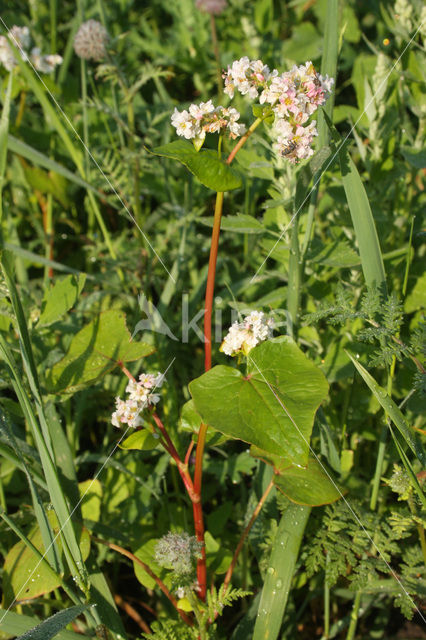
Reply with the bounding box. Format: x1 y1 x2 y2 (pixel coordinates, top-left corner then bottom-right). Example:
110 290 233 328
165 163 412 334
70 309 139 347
171 99 246 147
223 57 333 163
111 372 164 429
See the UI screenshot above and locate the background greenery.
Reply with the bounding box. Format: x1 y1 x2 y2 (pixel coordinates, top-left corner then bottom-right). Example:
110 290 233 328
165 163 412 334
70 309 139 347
0 0 424 638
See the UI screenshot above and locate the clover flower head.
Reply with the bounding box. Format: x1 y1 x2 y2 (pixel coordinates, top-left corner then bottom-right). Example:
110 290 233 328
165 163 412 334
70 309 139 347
155 532 203 576
73 19 108 61
111 371 164 428
220 311 274 357
0 25 62 73
195 0 227 15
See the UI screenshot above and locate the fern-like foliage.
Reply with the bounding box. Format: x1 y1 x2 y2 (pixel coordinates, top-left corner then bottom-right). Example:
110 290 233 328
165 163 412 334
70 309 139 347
142 620 197 640
201 585 251 626
141 587 250 640
305 501 421 618
303 286 419 370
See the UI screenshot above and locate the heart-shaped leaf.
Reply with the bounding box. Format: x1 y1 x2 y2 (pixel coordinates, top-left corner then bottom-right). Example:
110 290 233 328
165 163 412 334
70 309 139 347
47 310 155 392
150 140 242 191
189 337 328 466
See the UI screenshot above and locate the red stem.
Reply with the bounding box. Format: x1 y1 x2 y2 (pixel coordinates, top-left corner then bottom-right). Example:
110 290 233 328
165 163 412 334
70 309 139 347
192 118 266 600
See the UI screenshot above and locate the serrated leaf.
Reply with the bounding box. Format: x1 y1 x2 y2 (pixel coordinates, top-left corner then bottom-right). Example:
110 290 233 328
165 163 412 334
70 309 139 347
38 274 86 326
119 430 160 451
150 140 242 191
2 511 90 606
189 338 328 466
47 310 155 392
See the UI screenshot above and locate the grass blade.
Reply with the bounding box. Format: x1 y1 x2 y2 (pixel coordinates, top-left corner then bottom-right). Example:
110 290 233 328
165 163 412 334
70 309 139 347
7 135 106 198
1 253 89 594
0 72 13 225
15 605 89 640
0 609 85 640
252 503 311 640
347 353 425 465
339 150 387 293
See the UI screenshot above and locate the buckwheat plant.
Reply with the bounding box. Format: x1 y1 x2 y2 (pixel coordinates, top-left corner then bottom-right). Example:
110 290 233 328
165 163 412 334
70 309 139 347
111 56 340 639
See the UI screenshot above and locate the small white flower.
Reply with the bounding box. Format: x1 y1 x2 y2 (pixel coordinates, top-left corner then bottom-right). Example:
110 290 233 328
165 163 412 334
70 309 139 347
0 25 62 73
31 48 62 73
112 372 164 428
220 311 274 357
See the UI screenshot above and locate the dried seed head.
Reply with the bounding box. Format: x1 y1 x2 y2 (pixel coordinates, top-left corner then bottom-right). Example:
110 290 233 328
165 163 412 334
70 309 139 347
73 19 108 61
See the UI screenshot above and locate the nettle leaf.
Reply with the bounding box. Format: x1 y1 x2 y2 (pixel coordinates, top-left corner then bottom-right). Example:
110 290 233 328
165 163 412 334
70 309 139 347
189 337 328 466
47 310 154 393
2 511 90 606
252 447 342 506
38 273 86 326
150 140 242 191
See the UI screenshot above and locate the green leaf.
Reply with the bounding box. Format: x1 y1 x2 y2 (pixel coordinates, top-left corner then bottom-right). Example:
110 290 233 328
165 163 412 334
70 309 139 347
132 539 172 591
401 147 426 169
119 430 160 451
79 479 102 522
251 103 274 124
251 449 341 505
189 338 328 466
150 140 242 191
347 353 426 466
38 274 86 326
281 22 322 62
205 531 232 574
338 146 387 292
198 214 264 234
404 272 426 313
308 238 360 267
2 511 90 607
15 605 89 640
47 310 155 392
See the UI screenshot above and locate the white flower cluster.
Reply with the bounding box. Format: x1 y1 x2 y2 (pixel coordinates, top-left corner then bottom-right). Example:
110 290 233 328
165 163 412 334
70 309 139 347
0 25 62 73
223 57 334 163
171 99 246 146
220 310 274 357
111 372 164 429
